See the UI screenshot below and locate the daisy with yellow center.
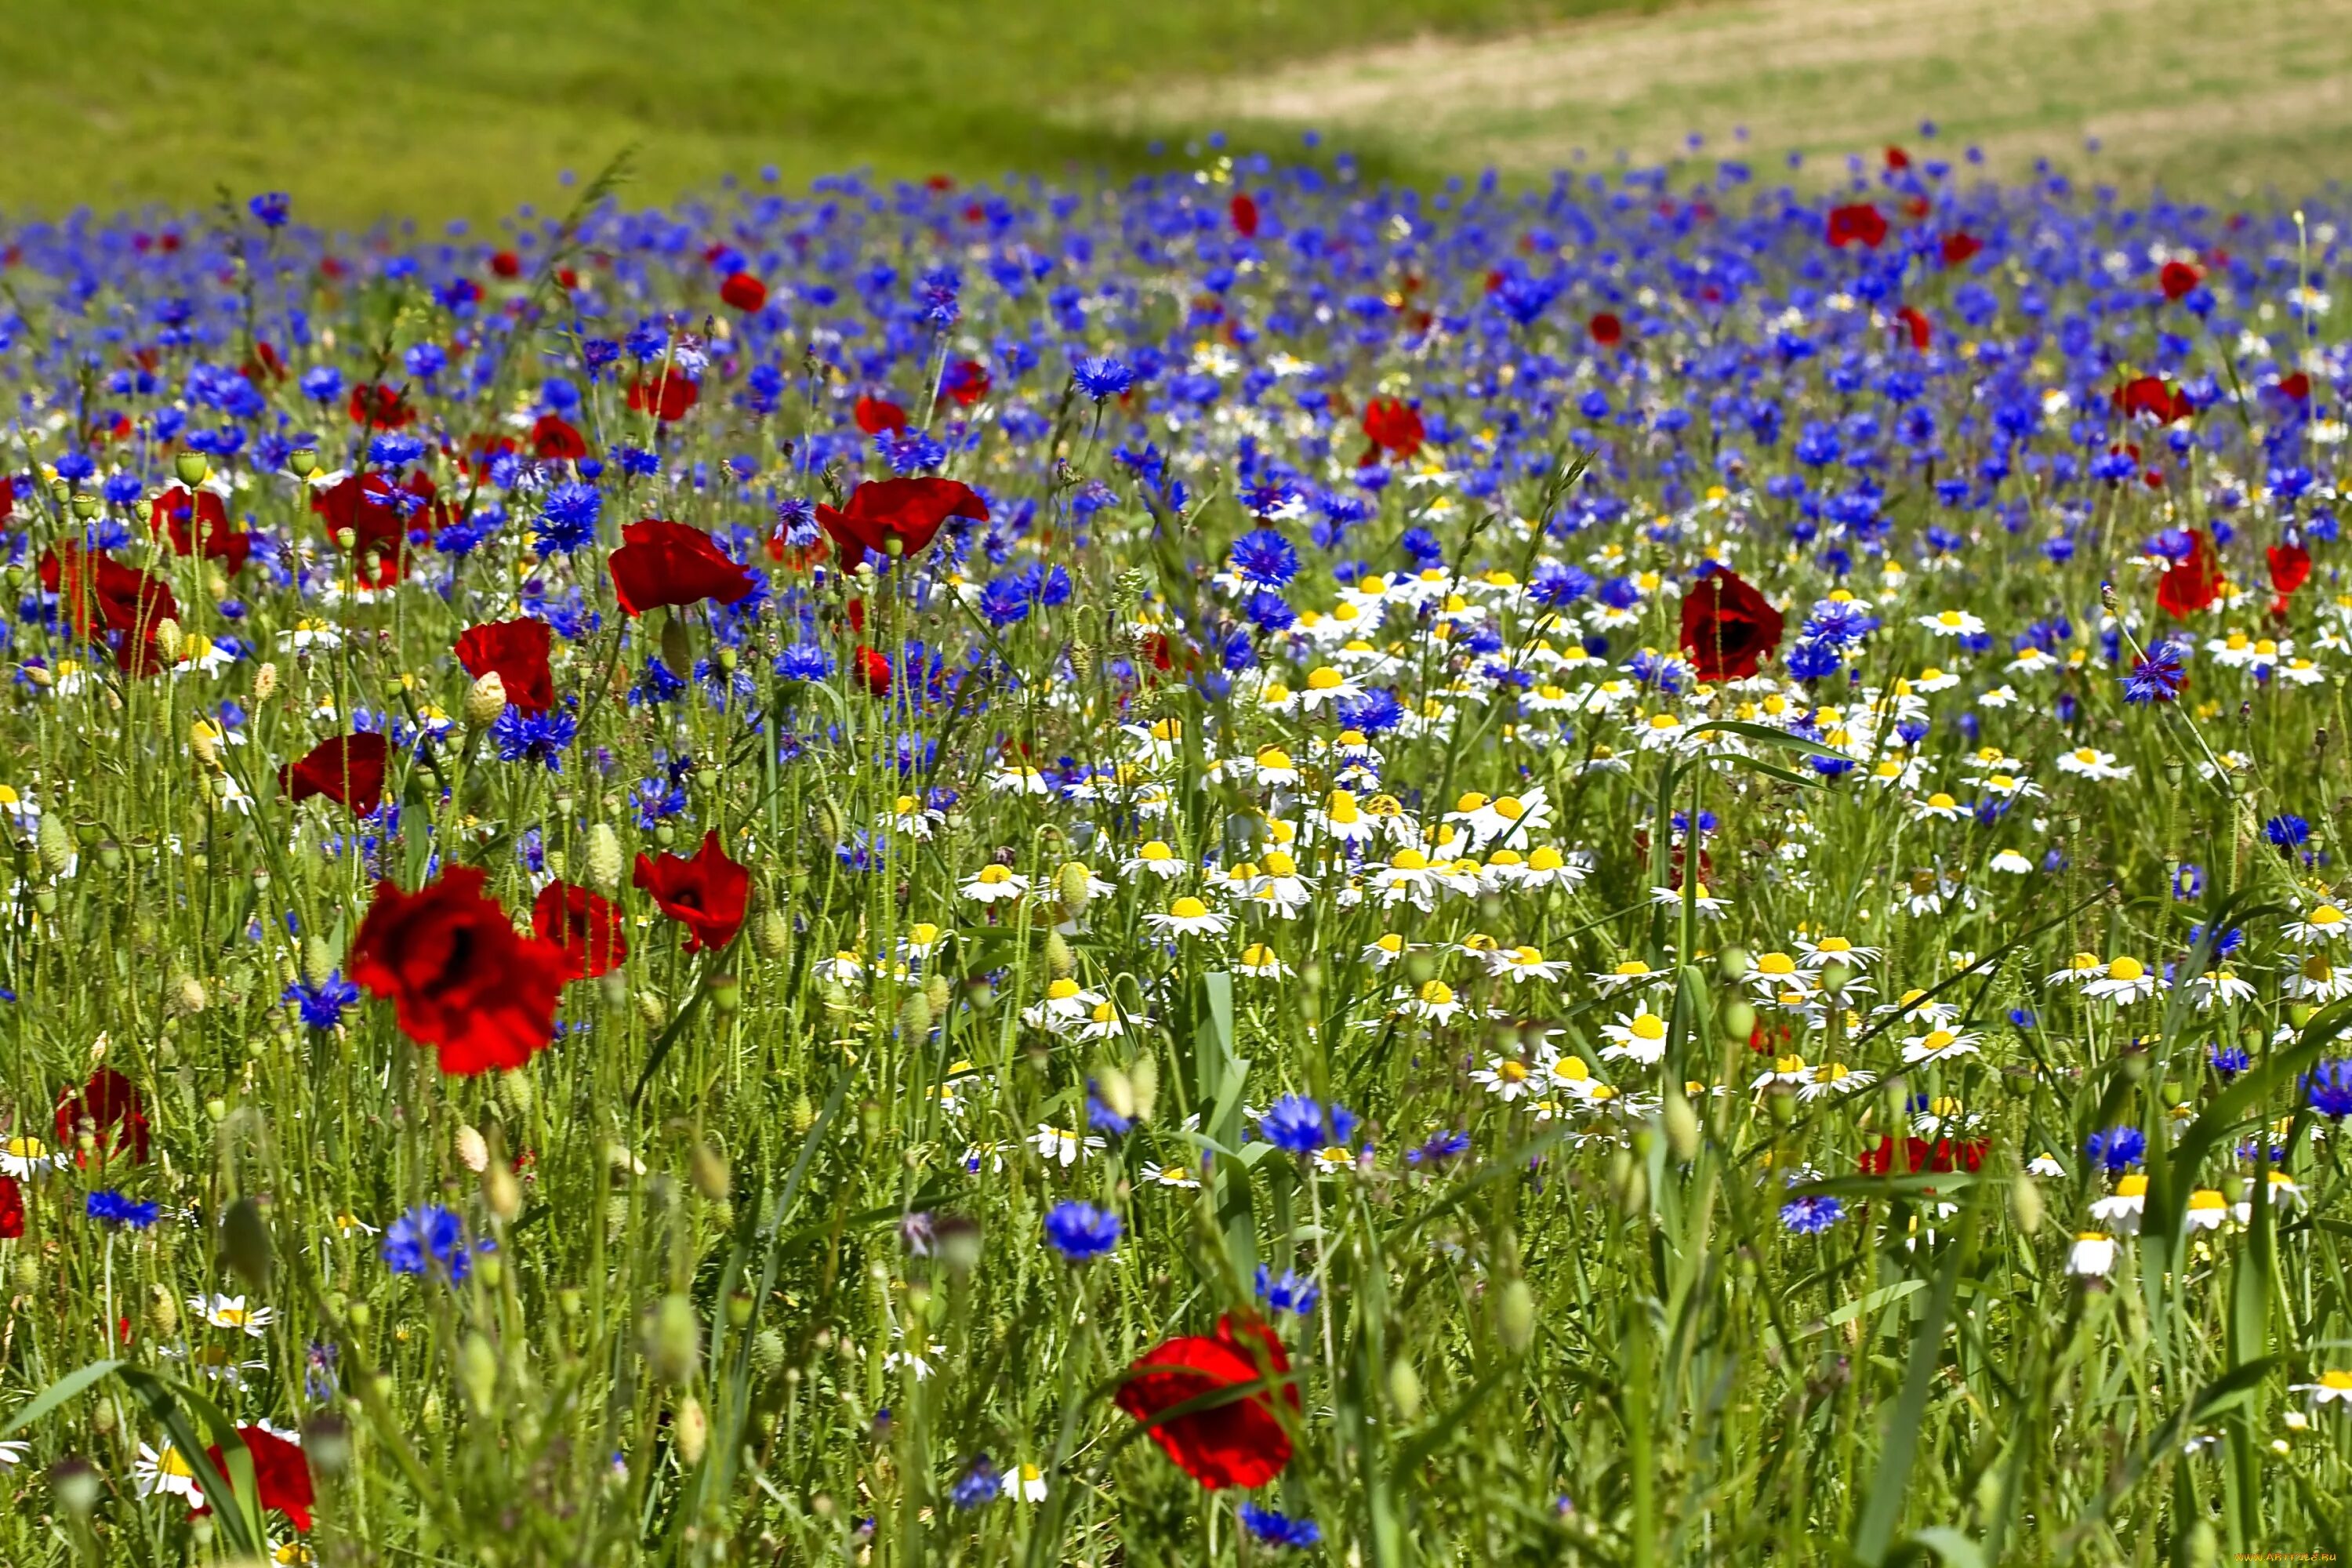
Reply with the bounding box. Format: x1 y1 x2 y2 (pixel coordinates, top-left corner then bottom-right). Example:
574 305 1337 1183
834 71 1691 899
1471 1054 1537 1101
1599 1009 1671 1065
2288 902 2350 946
1145 897 1231 938
2084 956 2159 1004
960 863 1032 904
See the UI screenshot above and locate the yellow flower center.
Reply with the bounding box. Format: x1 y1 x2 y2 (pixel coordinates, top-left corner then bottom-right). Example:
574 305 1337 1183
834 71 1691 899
1169 898 1210 920
1307 667 1345 691
1630 1013 1667 1041
2106 956 2145 983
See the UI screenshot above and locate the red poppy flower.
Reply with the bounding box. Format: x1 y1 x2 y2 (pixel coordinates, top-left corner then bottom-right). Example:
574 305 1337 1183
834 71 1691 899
1114 1316 1297 1490
55 1068 150 1167
719 271 768 312
627 375 699 422
532 880 628 980
1678 568 1784 681
239 341 286 384
2279 372 2313 404
490 249 522 279
347 383 414 429
1588 311 1624 347
1885 144 1911 170
2157 528 2223 619
1360 397 1425 463
195 1427 315 1533
455 618 554 713
1229 192 1261 238
2114 376 2194 424
528 413 589 461
348 866 568 1076
1895 306 1933 351
310 470 442 558
0 1176 21 1240
633 831 751 953
1940 232 1983 267
149 485 252 573
0 474 14 521
816 478 989 568
853 395 908 435
1825 203 1889 249
2159 260 2203 300
608 519 758 617
280 733 390 815
940 359 992 407
854 645 893 697
2270 539 2313 595
37 543 180 674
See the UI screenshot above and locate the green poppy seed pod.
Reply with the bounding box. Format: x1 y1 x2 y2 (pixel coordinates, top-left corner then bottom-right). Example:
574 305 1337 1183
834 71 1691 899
1496 1279 1536 1354
36 814 71 878
1717 946 1752 982
11 1256 38 1293
690 1142 731 1203
1719 996 1756 1044
483 1155 521 1222
707 972 741 1013
1387 1358 1424 1421
1057 860 1094 914
727 1290 753 1327
924 973 952 1018
1044 931 1076 980
1096 1065 1136 1122
1766 1085 1798 1124
70 490 99 521
333 526 357 551
753 906 790 961
1663 1091 1700 1163
458 1331 499 1416
674 1393 709 1465
661 612 692 673
752 1327 787 1375
287 447 318 477
463 670 507 727
1128 1051 1160 1122
174 452 210 487
152 618 183 664
147 1283 180 1336
1817 960 1853 995
2011 1172 2044 1235
584 823 623 894
89 1396 116 1436
898 989 933 1039
169 974 207 1016
644 1293 701 1386
220 1196 273 1289
96 840 123 873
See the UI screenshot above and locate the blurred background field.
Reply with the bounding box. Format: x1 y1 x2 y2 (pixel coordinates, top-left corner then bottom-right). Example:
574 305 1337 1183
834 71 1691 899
0 0 2345 226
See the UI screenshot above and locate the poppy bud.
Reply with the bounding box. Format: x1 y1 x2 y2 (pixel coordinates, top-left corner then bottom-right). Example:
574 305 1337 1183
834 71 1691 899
147 1283 180 1336
691 1142 731 1203
1718 946 1751 982
1044 931 1075 980
454 1123 488 1173
499 1067 535 1119
1816 961 1853 994
174 452 209 487
644 1293 701 1385
288 448 318 477
1388 1357 1424 1421
898 989 933 1039
674 1393 709 1464
188 721 220 769
924 973 952 1018
51 1457 102 1517
301 1413 352 1476
484 1155 521 1222
661 612 692 673
1096 1065 1136 1122
1496 1278 1536 1353
459 1331 499 1415
583 822 623 893
636 990 667 1029
37 814 72 878
252 662 278 702
302 935 335 990
463 670 507 726
809 797 844 846
1663 1091 1700 1161
753 906 791 961
1057 861 1094 914
220 1196 274 1288
1127 1051 1160 1122
752 1327 786 1374
790 1092 815 1134
152 618 183 662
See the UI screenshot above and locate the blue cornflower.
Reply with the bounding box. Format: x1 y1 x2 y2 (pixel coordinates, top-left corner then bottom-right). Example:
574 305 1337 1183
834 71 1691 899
85 1191 160 1229
299 365 343 403
1243 590 1297 633
2210 1044 2252 1081
1086 1089 1132 1137
949 1455 1003 1509
2307 1061 2352 1119
1529 563 1593 608
1406 1129 1470 1166
2267 815 2313 851
1255 1265 1322 1316
535 481 603 556
2122 639 2187 704
248 191 291 227
775 644 833 682
1229 528 1301 588
491 706 579 771
1043 1200 1121 1262
368 433 426 467
775 496 820 550
303 1339 340 1401
2173 863 2207 900
284 971 361 1030
1238 1503 1322 1548
978 577 1032 627
383 1204 480 1281
2083 1126 2147 1171
1336 688 1404 736
1779 1194 1844 1234
1073 355 1134 401
1258 1094 1358 1156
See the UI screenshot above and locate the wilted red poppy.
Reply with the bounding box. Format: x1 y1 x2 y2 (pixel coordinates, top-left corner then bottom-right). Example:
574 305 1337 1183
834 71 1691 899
195 1427 315 1532
1894 305 1933 351
281 733 390 815
0 1177 20 1240
490 249 522 279
1360 397 1425 463
2270 539 2313 595
940 358 992 407
627 375 699 422
348 866 568 1076
1114 1316 1298 1490
456 618 554 713
1588 311 1624 347
240 341 286 383
532 880 628 980
719 271 768 312
56 1068 150 1167
2157 529 2223 619
2159 260 2203 300
2114 376 2194 424
38 543 180 674
1939 232 1983 267
633 831 751 953
1229 192 1261 238
608 519 757 617
854 395 908 435
149 485 252 572
1678 568 1784 681
817 477 989 568
528 413 589 461
347 382 415 429
1825 204 1888 249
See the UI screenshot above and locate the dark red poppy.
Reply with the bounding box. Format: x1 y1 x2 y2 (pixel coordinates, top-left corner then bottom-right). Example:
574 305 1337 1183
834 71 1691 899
719 271 768 312
348 866 568 1076
608 519 757 617
0 474 14 521
940 359 992 407
490 249 522 279
1826 204 1889 249
627 375 699 422
2114 376 2194 424
1895 305 1933 351
280 733 390 815
2157 529 2223 619
816 477 989 568
455 618 554 713
532 880 628 980
196 1427 316 1532
2279 372 2313 404
1678 568 1784 681
149 485 252 573
854 644 893 697
1360 397 1425 463
1885 145 1911 170
37 543 180 674
2159 260 2203 300
1229 193 1261 238
1588 311 1624 347
239 341 286 384
633 831 751 953
1939 232 1983 267
55 1068 150 1167
854 395 909 435
528 413 589 461
2270 539 2313 596
0 1177 20 1240
310 470 443 560
347 383 414 429
1115 1316 1297 1490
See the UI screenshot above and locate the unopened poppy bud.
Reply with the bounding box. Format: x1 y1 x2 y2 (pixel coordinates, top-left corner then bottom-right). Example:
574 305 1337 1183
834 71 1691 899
810 797 844 845
168 974 207 1016
174 452 209 487
2011 1171 2043 1234
661 613 692 673
1388 1357 1423 1421
924 973 952 1018
1044 931 1075 980
898 989 933 1038
690 1142 731 1203
1816 960 1852 994
1496 1278 1536 1354
459 1332 499 1416
147 1283 180 1336
1719 996 1756 1045
1127 1051 1159 1122
463 670 507 726
188 722 219 768
636 990 667 1029
303 935 335 990
251 662 278 702
752 1327 786 1374
644 1293 701 1385
484 1156 521 1222
219 1196 274 1288
1718 946 1751 982
753 906 790 961
584 823 623 893
152 618 183 662
790 1093 815 1134
1663 1091 1700 1162
1057 861 1094 913
1096 1065 1135 1122
454 1123 488 1173
37 814 72 878
673 1393 709 1464
499 1067 534 1118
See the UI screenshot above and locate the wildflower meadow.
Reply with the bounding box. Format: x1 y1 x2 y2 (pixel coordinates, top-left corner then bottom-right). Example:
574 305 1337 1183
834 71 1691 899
2 135 2351 1565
